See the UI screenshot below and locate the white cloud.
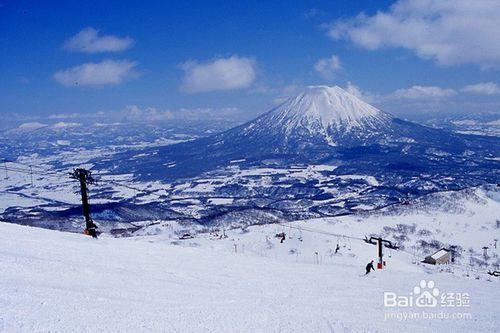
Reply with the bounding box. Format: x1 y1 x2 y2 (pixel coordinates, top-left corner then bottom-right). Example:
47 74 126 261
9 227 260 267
47 112 106 120
344 81 378 103
314 55 341 80
48 113 81 119
180 55 256 93
121 105 242 122
176 107 242 121
389 85 456 100
344 82 365 100
52 122 81 129
462 82 500 95
53 60 138 87
17 122 48 130
63 27 134 53
328 0 500 67
327 82 500 117
122 105 174 122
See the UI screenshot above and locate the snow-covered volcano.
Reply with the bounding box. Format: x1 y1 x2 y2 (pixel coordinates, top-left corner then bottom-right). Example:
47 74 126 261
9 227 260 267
273 85 389 130
104 85 499 182
245 85 392 146
213 85 409 151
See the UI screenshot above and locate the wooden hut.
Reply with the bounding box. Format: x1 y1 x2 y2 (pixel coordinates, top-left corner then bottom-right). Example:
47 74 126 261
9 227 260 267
422 248 451 265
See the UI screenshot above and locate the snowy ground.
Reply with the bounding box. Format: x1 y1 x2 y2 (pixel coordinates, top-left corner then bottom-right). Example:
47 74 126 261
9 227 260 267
0 161 375 214
1 219 498 332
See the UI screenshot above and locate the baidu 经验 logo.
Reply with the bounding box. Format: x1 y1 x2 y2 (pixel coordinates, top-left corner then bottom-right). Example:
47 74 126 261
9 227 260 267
383 279 472 321
384 279 469 308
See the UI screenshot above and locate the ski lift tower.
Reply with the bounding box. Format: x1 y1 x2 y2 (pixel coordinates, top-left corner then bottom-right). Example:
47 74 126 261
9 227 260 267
71 168 98 238
364 236 399 269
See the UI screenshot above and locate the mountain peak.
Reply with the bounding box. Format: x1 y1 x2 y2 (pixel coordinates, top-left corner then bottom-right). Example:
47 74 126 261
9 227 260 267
272 85 391 133
227 85 394 148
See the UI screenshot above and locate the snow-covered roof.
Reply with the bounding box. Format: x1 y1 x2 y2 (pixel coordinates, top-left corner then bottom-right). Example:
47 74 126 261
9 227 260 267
430 248 449 260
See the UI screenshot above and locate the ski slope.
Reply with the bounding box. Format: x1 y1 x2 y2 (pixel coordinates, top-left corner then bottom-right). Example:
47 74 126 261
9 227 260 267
0 221 498 333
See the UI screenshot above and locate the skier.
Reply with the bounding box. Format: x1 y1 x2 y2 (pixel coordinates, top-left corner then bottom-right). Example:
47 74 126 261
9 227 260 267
280 233 286 243
84 219 99 238
365 260 375 275
335 244 340 254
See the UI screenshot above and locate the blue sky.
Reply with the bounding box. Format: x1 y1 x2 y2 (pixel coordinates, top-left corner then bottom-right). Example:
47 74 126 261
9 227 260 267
1 0 500 124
